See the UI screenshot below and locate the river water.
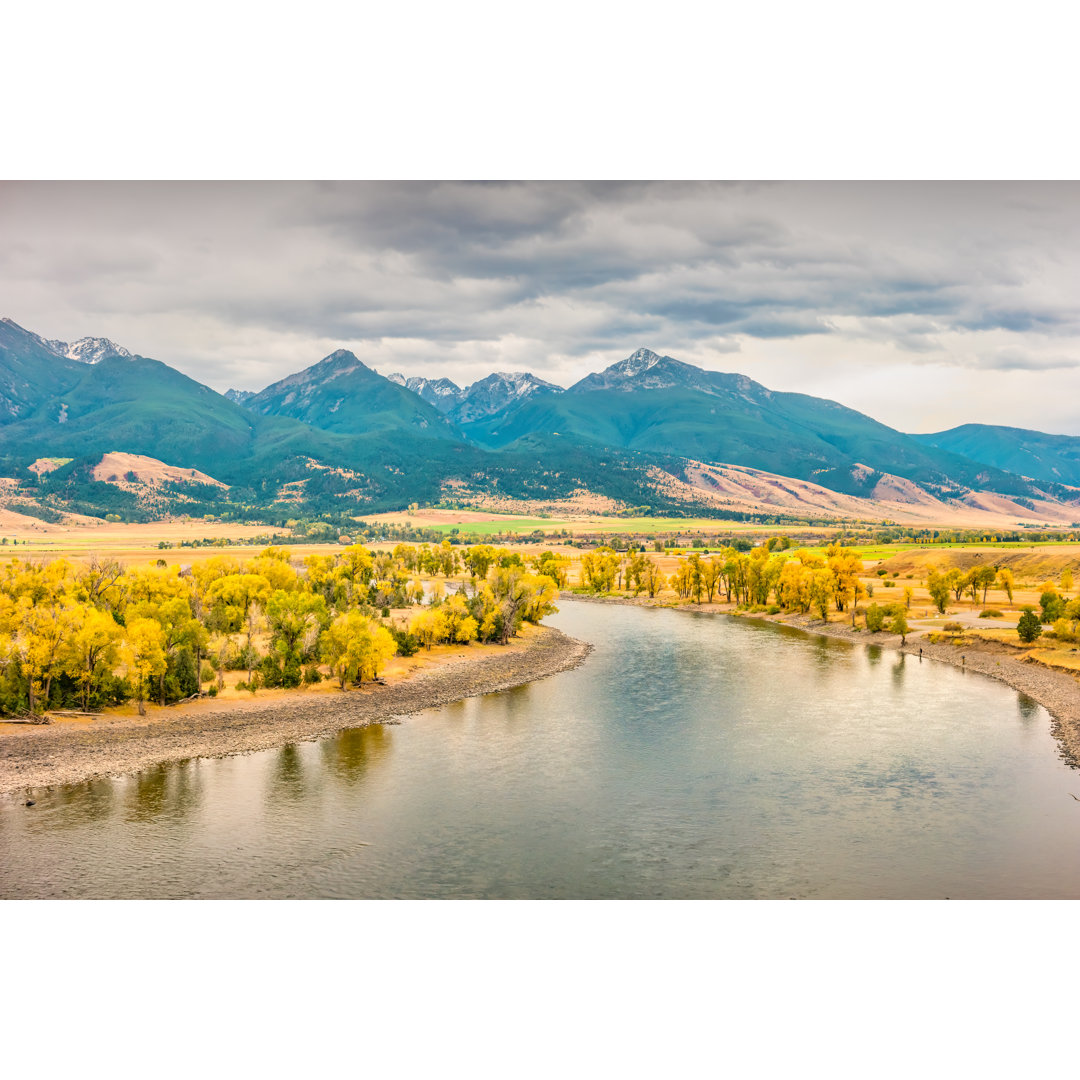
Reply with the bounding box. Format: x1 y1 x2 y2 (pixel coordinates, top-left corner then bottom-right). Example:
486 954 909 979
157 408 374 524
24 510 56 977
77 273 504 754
3 600 1080 898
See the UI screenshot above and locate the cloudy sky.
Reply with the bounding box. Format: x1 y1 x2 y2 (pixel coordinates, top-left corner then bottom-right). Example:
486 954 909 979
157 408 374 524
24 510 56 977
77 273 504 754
2 180 1078 435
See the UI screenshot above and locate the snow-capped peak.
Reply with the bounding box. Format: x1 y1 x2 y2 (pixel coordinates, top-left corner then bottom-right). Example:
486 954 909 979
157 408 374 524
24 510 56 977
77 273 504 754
386 372 407 385
482 371 561 398
43 335 133 364
617 348 663 376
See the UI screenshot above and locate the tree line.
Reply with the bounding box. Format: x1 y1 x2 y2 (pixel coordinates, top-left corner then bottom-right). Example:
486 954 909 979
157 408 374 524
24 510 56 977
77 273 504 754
0 541 560 716
577 543 917 635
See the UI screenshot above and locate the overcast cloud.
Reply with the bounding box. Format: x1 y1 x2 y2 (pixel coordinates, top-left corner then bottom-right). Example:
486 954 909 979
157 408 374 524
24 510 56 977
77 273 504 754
1 181 1078 434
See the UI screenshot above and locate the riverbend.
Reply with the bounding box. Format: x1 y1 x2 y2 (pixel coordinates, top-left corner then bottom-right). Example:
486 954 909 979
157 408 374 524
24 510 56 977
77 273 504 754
4 600 1080 899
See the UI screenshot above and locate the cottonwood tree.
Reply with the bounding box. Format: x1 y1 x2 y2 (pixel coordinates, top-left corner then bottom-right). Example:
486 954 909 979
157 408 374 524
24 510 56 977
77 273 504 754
122 617 167 716
974 565 997 605
70 608 122 710
12 597 82 714
320 612 395 687
927 570 950 615
997 568 1015 604
642 558 664 598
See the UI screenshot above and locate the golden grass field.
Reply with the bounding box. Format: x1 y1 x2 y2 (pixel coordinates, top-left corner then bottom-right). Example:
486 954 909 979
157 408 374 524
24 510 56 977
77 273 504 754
362 506 780 536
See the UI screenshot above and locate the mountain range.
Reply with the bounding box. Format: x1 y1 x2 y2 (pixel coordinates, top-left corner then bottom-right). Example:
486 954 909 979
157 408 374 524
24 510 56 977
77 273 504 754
2 316 1079 528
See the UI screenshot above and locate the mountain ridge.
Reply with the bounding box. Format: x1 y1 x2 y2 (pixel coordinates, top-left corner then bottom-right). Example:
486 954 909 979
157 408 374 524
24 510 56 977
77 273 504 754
914 424 1080 488
4 317 1078 528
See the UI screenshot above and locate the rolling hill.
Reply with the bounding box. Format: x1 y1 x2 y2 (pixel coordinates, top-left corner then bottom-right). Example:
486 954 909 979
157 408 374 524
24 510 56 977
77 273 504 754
914 424 1080 488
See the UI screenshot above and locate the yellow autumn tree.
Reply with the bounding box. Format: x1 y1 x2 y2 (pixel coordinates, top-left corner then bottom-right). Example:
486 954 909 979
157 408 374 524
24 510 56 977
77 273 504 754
69 607 123 710
122 617 167 716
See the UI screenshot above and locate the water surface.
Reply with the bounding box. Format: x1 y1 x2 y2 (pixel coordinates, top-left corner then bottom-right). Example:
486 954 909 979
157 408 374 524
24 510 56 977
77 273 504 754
3 601 1079 898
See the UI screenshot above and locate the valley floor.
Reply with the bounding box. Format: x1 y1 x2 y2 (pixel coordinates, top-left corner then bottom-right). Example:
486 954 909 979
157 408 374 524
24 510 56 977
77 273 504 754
0 624 591 795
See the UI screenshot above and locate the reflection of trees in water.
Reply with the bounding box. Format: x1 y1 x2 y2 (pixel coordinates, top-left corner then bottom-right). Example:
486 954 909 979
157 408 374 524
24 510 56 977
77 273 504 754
320 723 390 786
270 743 307 802
891 654 906 688
35 777 117 828
125 760 202 822
867 645 883 667
1017 693 1041 724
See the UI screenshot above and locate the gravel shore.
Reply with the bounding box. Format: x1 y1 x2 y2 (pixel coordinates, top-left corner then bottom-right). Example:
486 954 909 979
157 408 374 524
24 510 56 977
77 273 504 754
564 591 1080 768
0 626 592 795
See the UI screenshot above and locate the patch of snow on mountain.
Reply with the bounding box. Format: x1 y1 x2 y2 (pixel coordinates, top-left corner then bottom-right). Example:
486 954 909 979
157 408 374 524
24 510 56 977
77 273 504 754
44 336 134 363
617 348 663 377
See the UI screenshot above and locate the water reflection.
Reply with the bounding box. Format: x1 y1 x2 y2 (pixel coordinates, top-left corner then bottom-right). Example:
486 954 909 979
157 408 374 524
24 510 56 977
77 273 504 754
321 724 391 786
270 744 308 803
41 778 116 827
891 654 906 689
125 761 203 823
1017 693 1041 724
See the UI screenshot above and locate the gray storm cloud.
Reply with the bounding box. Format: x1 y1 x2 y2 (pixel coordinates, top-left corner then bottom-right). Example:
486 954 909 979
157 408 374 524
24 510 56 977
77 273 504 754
1 180 1078 433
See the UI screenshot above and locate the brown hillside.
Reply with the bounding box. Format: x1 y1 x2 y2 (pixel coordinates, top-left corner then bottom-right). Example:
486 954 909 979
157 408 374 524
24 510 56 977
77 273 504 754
878 547 1080 584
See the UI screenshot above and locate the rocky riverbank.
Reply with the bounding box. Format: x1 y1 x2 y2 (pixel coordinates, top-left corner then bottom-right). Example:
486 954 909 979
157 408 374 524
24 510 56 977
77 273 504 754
0 626 592 795
563 591 1080 768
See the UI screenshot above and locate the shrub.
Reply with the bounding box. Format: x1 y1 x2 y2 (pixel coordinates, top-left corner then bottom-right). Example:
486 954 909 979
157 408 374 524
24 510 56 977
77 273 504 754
1052 618 1077 643
389 625 420 657
884 580 895 588
766 605 781 615
865 602 885 632
876 568 887 577
303 664 323 685
943 621 964 633
979 609 1003 619
1017 609 1043 644
207 685 218 697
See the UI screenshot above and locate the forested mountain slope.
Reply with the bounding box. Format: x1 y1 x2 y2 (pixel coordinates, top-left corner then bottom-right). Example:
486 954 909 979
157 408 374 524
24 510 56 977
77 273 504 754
459 349 1042 500
914 424 1080 488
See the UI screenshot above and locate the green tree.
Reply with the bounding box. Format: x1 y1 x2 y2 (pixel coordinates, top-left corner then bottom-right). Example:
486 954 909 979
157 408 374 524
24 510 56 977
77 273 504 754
1017 609 1043 644
1040 590 1065 624
266 590 326 687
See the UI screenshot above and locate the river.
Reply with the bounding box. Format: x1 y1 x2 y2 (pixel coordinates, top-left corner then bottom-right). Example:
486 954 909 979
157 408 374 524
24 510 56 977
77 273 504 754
3 600 1080 898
